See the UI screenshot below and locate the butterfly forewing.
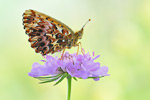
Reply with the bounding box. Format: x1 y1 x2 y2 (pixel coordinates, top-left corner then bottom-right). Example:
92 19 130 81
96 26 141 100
23 9 74 55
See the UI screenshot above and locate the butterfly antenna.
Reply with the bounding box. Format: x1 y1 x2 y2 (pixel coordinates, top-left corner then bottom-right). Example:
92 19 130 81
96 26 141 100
82 19 91 29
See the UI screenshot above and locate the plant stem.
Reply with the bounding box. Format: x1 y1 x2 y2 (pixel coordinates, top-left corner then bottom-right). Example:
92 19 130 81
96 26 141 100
67 76 72 100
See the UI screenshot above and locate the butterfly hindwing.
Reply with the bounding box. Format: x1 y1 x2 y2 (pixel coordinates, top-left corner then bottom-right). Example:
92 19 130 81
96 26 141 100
23 9 74 55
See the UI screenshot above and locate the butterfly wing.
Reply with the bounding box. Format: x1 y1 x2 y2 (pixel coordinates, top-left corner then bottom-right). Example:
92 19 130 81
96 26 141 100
23 9 74 55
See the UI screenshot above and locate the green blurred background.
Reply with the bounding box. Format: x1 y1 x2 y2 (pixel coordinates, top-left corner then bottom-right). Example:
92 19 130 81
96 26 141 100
0 0 150 100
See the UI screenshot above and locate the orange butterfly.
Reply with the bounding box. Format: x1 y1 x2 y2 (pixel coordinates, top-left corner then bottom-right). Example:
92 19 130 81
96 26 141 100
23 9 90 55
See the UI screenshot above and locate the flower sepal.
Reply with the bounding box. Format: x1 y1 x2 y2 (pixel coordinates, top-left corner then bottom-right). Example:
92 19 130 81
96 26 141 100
34 73 69 85
87 76 104 79
73 77 78 81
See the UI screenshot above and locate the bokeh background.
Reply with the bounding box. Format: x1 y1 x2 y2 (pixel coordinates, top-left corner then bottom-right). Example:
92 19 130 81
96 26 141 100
0 0 150 100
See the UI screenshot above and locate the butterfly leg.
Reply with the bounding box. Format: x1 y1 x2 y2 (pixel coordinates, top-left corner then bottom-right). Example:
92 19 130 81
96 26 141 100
61 46 69 59
76 42 84 55
61 47 66 58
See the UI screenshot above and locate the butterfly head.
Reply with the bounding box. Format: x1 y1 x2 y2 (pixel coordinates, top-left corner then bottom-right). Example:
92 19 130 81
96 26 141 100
76 19 91 39
76 28 83 39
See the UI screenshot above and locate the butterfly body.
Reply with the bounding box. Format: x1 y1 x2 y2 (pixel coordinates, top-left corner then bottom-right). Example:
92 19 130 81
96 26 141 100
23 9 85 55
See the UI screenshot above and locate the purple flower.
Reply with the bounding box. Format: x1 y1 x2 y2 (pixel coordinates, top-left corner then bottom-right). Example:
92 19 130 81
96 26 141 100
28 51 109 81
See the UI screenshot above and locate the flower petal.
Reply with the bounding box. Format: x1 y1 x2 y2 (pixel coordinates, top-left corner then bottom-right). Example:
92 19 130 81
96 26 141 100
28 63 51 77
29 51 109 81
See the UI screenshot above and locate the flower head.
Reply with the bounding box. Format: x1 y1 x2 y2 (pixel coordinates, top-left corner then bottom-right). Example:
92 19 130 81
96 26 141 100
29 51 109 84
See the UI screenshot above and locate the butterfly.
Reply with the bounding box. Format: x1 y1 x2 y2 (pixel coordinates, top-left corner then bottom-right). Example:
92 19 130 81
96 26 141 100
23 9 90 55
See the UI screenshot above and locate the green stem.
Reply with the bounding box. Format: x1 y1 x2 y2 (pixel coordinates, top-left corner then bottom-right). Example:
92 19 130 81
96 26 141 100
67 76 72 100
